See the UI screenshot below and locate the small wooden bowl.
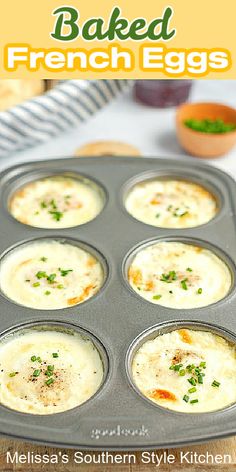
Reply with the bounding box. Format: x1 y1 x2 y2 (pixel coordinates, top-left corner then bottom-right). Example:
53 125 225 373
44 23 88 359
176 102 236 158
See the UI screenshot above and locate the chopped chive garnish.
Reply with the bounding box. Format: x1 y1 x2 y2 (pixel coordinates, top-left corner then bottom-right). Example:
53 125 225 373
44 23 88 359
198 375 204 384
188 377 197 386
33 282 40 287
186 268 193 272
188 387 197 394
179 369 186 376
155 213 160 218
212 380 220 388
45 291 51 296
190 399 199 404
184 118 236 134
153 294 162 300
57 284 64 289
160 271 177 283
40 201 47 209
197 288 203 294
59 269 73 277
36 271 47 279
47 273 57 283
25 279 30 282
52 353 59 358
33 369 41 377
186 364 196 372
31 356 37 362
183 395 189 403
40 257 47 262
9 372 18 377
50 199 57 209
36 357 42 363
45 378 54 386
200 362 206 369
49 211 63 222
181 279 188 290
169 363 183 372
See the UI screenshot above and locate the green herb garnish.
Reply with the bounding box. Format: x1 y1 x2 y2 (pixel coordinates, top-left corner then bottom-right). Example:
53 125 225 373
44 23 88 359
49 211 63 221
153 294 162 300
50 199 57 209
188 377 197 386
188 387 197 394
183 395 189 403
45 378 54 386
59 268 73 277
212 380 220 388
170 363 183 372
160 271 177 283
186 268 192 272
40 257 47 262
52 353 59 358
33 369 41 377
197 288 203 294
36 271 47 279
198 375 204 384
9 372 18 377
40 201 47 209
47 273 57 283
190 399 199 404
33 282 40 287
181 279 188 290
179 369 186 376
45 291 51 296
184 118 236 134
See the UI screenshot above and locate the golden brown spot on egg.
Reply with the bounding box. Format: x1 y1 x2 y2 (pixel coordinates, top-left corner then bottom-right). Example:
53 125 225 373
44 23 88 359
178 329 192 344
145 280 155 291
150 198 161 205
87 257 96 268
67 296 82 306
14 189 26 199
67 284 95 305
128 268 142 285
18 259 32 267
194 247 203 253
150 389 177 402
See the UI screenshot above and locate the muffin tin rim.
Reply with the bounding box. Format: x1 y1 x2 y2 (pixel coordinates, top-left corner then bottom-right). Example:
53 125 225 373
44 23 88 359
0 318 111 418
122 235 236 312
3 169 108 230
120 168 225 230
126 319 236 416
0 235 111 312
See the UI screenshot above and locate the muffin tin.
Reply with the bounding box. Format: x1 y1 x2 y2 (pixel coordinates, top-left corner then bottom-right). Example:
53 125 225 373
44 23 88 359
0 156 236 449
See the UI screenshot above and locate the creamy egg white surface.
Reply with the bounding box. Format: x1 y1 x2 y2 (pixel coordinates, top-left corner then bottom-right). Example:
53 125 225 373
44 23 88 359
0 241 104 309
9 176 104 228
132 329 236 413
0 329 104 414
125 180 217 228
128 242 231 309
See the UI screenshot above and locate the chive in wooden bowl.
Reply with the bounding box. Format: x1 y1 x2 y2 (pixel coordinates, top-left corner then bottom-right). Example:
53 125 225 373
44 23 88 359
176 102 236 158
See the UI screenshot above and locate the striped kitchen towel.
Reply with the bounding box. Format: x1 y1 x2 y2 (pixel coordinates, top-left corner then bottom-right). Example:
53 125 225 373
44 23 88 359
0 79 130 157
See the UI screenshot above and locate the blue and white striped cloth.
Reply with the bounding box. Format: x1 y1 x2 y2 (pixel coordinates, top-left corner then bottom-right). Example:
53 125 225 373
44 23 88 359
0 80 130 157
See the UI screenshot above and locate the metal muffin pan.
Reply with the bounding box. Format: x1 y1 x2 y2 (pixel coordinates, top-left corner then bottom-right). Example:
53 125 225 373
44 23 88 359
0 156 235 449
